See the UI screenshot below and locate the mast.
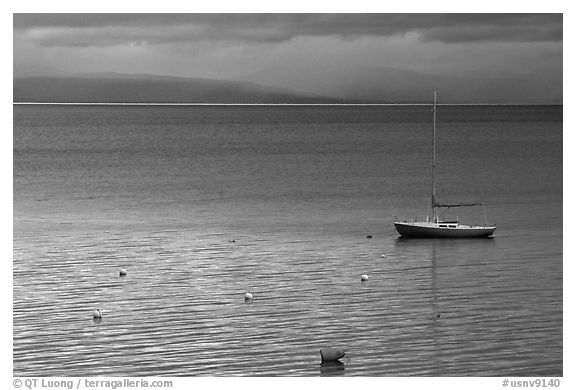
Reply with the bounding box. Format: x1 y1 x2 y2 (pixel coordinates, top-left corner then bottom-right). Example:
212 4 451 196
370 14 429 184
431 91 437 222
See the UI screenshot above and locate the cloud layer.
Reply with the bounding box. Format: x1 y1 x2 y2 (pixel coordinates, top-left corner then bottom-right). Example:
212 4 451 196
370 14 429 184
14 13 563 47
13 13 563 103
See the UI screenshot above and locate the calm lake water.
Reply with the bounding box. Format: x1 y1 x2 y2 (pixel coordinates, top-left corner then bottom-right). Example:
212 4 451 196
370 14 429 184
13 104 562 376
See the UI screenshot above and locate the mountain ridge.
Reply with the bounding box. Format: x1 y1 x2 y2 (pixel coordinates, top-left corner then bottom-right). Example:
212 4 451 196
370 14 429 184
231 65 563 104
13 74 347 104
13 71 563 104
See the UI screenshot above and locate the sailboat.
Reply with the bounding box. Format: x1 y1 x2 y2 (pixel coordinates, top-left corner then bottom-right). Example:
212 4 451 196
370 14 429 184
394 92 496 238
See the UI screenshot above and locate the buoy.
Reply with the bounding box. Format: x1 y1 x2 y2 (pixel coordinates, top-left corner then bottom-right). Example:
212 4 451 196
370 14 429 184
436 313 441 319
229 239 236 243
119 268 127 277
244 291 253 301
320 348 347 363
92 309 103 318
361 274 369 282
366 235 373 239
381 254 387 258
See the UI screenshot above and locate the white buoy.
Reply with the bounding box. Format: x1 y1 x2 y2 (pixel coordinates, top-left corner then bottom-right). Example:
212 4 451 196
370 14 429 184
320 348 347 362
119 268 127 277
361 274 369 282
92 309 103 318
244 291 253 301
381 254 387 258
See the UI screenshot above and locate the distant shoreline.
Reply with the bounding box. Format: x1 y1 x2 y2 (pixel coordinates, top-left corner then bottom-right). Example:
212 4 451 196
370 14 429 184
12 102 562 107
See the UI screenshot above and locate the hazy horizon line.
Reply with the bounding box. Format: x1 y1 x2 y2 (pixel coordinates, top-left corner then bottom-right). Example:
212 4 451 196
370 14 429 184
13 102 563 107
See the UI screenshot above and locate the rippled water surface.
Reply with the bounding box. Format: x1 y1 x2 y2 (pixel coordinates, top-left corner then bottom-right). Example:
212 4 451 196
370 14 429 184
13 105 562 376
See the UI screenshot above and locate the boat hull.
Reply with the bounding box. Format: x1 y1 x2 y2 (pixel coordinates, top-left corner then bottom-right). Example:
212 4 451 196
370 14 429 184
394 222 495 238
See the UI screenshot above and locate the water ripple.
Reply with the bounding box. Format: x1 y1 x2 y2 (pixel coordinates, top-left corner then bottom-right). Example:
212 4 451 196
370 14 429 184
13 227 562 376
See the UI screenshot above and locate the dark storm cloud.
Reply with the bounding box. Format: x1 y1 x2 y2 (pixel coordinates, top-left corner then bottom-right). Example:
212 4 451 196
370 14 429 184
14 13 562 47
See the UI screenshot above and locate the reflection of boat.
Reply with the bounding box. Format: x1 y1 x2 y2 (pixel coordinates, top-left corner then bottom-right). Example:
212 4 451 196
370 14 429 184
394 92 496 238
319 361 345 376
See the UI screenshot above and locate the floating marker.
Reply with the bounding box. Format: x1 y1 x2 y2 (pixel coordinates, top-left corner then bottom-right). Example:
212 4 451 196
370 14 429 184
381 254 387 258
244 291 253 301
119 268 127 277
361 274 369 282
320 348 347 363
366 235 373 239
92 309 103 318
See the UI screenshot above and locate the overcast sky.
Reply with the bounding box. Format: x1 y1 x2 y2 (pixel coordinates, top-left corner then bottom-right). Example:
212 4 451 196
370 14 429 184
13 13 563 100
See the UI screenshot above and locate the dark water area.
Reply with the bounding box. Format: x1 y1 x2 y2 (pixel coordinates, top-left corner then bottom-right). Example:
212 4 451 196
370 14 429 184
13 104 562 376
